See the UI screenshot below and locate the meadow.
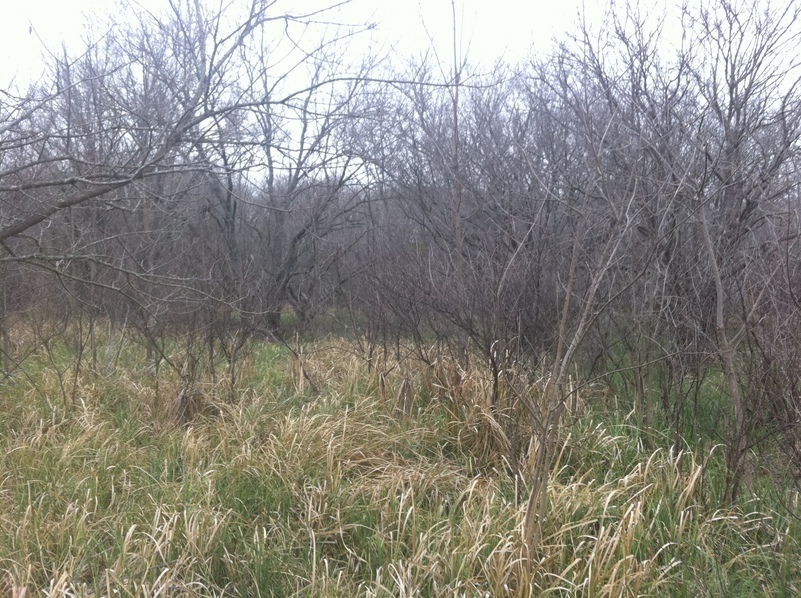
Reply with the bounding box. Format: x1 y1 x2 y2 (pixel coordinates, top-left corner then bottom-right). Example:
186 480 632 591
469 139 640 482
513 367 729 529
1 329 799 597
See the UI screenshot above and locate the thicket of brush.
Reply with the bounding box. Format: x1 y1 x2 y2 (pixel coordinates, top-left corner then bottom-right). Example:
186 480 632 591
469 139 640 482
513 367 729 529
1 323 799 597
3 0 801 594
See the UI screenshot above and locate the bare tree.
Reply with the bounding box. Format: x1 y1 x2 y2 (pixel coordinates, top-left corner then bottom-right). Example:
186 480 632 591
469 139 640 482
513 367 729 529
0 0 378 397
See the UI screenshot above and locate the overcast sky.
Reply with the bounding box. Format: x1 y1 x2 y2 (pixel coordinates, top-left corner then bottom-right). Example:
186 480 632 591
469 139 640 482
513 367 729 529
0 0 610 88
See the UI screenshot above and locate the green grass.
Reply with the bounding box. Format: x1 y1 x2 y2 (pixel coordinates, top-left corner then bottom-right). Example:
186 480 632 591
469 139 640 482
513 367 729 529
0 332 799 596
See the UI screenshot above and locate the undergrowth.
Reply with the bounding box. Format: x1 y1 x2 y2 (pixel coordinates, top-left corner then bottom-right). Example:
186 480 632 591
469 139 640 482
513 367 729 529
0 337 799 596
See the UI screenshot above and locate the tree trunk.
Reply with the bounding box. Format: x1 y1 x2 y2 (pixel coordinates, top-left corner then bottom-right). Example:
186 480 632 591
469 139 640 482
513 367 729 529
700 199 747 503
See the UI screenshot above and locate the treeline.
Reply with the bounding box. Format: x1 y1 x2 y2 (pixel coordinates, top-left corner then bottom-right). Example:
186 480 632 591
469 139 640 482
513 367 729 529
2 0 801 517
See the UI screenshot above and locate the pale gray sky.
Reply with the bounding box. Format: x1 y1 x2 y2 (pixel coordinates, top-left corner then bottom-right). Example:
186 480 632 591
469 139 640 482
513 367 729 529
0 0 607 88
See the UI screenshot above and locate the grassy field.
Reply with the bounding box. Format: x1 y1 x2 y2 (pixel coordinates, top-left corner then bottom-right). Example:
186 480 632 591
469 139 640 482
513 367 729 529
1 335 799 597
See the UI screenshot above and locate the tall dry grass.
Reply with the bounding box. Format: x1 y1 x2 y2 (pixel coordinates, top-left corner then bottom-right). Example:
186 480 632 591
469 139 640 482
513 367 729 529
0 336 798 596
